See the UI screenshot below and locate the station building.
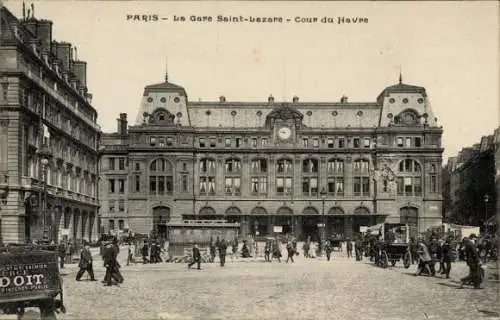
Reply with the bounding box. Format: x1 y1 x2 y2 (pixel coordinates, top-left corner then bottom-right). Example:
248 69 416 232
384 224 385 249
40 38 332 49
100 72 444 240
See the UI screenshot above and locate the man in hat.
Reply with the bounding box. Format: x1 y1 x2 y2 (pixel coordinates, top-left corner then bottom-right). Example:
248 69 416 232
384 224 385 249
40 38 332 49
461 234 482 289
218 239 227 267
76 242 96 281
187 244 202 270
103 241 123 286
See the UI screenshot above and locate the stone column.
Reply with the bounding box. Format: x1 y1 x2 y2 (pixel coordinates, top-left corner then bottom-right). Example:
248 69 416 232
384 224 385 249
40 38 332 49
216 156 224 197
242 155 249 195
294 156 301 196
269 156 275 196
345 156 353 197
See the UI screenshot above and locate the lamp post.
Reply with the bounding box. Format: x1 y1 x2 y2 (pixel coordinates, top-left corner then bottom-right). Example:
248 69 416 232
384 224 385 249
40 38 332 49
38 144 52 243
320 187 327 255
483 194 489 233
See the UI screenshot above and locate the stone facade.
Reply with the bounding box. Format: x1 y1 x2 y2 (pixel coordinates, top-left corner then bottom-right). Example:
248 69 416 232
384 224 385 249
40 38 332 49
0 6 100 244
443 128 499 229
101 72 444 241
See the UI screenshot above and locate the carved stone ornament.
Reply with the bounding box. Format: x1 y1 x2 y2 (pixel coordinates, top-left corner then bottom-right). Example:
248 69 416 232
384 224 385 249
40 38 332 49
265 104 304 127
0 119 9 127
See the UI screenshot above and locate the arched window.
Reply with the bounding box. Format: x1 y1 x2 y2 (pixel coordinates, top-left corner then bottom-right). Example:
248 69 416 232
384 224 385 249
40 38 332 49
276 158 293 196
397 159 422 196
149 158 173 195
353 159 370 196
225 158 241 196
250 158 267 195
302 158 318 196
327 159 344 195
199 158 216 195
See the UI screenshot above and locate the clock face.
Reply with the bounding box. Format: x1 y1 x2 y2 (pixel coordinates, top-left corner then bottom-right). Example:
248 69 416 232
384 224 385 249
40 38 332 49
278 127 292 140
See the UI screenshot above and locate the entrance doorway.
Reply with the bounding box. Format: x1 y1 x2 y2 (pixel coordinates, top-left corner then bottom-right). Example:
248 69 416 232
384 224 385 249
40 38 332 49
152 206 170 238
302 216 320 242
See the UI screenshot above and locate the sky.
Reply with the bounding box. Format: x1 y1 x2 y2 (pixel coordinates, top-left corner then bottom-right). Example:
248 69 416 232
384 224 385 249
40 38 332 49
3 1 499 161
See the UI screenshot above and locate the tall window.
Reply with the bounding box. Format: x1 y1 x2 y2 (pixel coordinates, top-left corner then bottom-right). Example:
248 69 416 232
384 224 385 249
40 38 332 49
429 163 438 193
251 158 268 196
353 159 370 196
108 157 115 170
108 179 115 193
199 158 216 195
118 179 125 194
149 158 173 195
397 159 422 196
302 159 318 196
276 159 293 195
327 159 344 196
225 158 241 196
118 158 125 170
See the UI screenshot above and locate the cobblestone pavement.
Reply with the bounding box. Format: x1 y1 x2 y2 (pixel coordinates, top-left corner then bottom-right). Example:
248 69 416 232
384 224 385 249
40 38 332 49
39 253 500 320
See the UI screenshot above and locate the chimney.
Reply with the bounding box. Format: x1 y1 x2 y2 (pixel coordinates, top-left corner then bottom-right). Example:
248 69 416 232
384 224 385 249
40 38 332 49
219 96 226 103
36 19 53 52
292 96 299 103
72 60 87 89
340 95 348 103
117 113 128 135
55 42 72 72
23 19 37 37
268 94 274 103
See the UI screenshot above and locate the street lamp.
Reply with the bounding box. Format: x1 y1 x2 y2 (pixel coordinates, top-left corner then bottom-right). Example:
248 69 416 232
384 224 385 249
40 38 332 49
320 187 327 255
483 194 489 233
38 144 52 243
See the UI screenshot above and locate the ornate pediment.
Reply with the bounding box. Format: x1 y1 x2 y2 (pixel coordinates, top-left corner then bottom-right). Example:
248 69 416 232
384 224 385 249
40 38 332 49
265 103 304 127
393 109 422 126
144 108 176 126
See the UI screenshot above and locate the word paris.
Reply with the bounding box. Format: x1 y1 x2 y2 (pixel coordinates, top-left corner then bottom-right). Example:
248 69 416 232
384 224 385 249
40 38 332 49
174 15 369 24
0 274 45 288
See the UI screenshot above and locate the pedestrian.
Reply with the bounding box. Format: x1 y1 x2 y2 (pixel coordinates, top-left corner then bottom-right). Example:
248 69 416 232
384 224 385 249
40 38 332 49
209 240 216 263
76 242 97 281
272 240 282 262
286 242 295 263
126 243 134 266
264 241 271 262
441 237 453 279
103 242 123 286
187 244 202 270
325 240 332 261
461 235 483 289
415 240 434 276
346 238 353 258
218 239 227 267
141 241 149 264
58 241 67 269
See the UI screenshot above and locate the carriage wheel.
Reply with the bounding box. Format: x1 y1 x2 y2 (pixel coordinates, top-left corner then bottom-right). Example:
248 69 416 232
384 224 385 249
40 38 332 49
403 252 411 269
381 251 389 268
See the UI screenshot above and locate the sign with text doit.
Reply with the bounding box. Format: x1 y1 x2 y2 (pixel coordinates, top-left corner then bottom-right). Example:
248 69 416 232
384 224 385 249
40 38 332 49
0 250 59 302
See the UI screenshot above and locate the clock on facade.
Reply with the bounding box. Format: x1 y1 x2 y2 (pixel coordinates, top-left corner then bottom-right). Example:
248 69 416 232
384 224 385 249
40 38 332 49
278 126 292 140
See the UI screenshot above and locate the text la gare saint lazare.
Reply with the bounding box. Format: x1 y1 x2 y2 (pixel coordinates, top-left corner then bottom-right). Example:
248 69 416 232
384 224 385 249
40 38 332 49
125 14 369 24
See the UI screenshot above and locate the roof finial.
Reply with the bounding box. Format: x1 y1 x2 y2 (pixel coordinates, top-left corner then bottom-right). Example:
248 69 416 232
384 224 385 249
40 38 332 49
22 2 26 20
165 57 168 82
399 65 403 84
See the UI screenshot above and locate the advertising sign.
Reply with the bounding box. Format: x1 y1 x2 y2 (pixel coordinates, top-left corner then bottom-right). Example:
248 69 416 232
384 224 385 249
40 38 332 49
273 226 283 233
61 228 70 236
359 226 368 233
0 250 59 302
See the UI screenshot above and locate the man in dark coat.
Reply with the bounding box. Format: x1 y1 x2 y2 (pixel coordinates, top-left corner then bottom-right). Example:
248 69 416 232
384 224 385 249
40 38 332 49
188 244 202 270
325 240 332 261
58 242 67 269
461 235 482 289
218 239 227 267
441 237 454 279
141 242 149 264
76 242 96 281
346 239 353 258
103 242 123 286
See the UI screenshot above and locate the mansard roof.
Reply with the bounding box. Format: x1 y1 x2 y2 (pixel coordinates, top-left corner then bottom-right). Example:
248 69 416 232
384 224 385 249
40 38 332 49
143 80 187 96
377 81 427 102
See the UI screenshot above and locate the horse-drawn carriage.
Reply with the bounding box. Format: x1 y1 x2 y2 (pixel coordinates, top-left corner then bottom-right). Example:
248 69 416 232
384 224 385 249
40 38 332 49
374 223 413 269
0 244 65 319
329 238 343 251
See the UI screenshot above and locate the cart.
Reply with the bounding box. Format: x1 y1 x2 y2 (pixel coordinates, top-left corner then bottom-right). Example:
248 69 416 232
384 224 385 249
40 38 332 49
0 244 65 319
329 239 343 251
375 223 412 269
377 242 412 268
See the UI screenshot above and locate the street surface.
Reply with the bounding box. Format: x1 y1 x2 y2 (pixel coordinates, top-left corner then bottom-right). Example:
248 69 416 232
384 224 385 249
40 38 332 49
50 249 500 320
3 248 499 320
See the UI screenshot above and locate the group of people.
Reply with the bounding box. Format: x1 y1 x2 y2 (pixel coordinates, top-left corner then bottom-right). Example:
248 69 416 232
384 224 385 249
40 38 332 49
73 238 124 286
357 231 498 289
190 237 230 269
